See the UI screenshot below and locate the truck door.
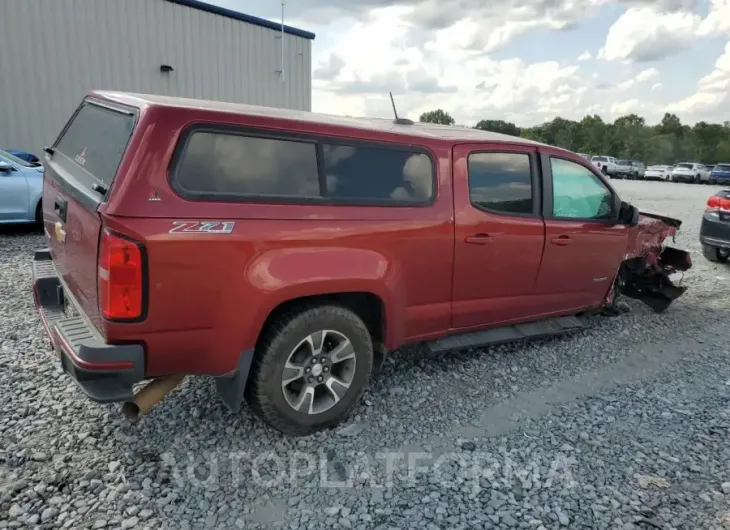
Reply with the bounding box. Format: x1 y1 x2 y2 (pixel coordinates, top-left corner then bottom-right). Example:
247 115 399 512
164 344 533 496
534 148 629 312
451 143 546 329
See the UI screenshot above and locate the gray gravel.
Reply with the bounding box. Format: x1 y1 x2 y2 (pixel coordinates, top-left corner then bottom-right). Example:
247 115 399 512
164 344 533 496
2 180 730 530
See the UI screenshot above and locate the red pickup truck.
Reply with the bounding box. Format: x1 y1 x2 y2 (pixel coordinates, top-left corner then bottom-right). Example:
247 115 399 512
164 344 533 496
32 92 691 435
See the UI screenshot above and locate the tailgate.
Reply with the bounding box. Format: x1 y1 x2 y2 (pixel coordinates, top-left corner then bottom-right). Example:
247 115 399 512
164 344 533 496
43 99 136 332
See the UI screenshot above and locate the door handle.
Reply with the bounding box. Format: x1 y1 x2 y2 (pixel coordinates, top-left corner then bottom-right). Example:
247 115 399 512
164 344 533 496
54 197 67 222
550 235 572 246
465 233 493 245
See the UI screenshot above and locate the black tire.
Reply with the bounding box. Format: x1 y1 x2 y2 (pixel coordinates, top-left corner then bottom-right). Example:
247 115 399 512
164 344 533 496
694 174 701 184
245 304 374 436
702 245 730 263
35 201 42 227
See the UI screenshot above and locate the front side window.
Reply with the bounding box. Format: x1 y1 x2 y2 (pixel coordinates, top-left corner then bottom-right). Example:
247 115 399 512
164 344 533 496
550 158 613 220
467 152 533 215
321 143 433 203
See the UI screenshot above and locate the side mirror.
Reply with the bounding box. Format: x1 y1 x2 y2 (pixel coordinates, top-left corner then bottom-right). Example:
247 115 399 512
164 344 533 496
618 201 640 226
0 162 13 173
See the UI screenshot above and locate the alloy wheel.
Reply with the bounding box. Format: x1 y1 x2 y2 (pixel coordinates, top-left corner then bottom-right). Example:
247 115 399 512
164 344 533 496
281 330 357 415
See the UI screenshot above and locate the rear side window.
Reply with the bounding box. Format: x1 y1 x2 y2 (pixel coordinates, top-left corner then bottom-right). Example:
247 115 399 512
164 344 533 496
467 152 533 215
55 102 135 189
175 132 320 198
172 129 435 204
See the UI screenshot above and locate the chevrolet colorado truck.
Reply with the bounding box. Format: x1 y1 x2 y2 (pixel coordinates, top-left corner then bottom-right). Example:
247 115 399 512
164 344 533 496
32 92 692 435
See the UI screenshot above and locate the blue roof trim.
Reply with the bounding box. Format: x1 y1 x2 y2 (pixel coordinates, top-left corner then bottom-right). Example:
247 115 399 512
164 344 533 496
164 0 315 40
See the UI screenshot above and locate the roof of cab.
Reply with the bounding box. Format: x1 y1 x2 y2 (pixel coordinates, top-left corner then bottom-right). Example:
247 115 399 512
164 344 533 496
91 90 548 147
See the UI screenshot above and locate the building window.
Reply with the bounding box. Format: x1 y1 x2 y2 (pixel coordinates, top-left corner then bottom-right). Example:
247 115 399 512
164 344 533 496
174 131 321 198
467 152 533 215
321 143 434 203
550 157 613 219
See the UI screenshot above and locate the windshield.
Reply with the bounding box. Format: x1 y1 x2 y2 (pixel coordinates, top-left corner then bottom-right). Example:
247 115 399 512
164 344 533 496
0 149 35 167
715 164 730 171
676 163 693 169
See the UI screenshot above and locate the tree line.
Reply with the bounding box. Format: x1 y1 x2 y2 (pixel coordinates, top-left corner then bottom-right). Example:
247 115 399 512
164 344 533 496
418 109 730 165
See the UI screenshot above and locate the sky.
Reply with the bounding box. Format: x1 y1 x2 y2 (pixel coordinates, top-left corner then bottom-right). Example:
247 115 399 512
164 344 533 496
210 0 730 127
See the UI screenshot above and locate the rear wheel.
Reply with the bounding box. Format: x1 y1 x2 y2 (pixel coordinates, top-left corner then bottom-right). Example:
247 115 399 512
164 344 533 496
694 174 701 184
702 245 730 263
246 304 374 436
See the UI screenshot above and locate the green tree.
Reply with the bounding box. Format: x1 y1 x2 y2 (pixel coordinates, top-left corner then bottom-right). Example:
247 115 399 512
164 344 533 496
479 110 730 164
419 109 455 125
475 119 520 137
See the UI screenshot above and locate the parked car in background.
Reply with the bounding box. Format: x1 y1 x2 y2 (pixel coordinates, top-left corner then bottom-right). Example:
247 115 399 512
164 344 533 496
628 160 645 179
644 165 673 181
672 162 711 183
615 160 634 179
0 149 44 224
700 189 730 263
592 155 619 177
710 163 730 185
4 149 41 165
31 90 692 436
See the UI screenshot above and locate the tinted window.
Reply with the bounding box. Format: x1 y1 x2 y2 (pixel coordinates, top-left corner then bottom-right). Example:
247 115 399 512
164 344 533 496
468 152 533 215
321 144 433 203
677 163 693 169
715 165 730 171
551 158 613 220
592 156 607 162
175 132 321 198
56 102 135 189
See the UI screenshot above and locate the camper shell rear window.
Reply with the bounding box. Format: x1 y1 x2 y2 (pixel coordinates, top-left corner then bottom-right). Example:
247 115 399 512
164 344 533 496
54 100 136 194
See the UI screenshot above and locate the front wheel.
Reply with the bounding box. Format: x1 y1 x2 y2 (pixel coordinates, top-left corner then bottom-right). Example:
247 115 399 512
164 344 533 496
246 305 374 436
703 245 730 263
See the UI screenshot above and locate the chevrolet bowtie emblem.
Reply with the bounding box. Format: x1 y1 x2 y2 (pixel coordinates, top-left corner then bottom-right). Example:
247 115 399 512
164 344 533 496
54 221 67 244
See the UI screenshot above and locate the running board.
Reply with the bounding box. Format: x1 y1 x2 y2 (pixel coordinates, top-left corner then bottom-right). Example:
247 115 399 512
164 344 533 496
427 315 587 353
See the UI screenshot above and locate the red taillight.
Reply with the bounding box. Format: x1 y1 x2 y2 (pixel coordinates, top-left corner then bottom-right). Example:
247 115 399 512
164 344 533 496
98 229 145 321
707 195 730 212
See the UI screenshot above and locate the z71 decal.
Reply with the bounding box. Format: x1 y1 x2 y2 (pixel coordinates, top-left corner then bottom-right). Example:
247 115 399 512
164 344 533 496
169 221 236 234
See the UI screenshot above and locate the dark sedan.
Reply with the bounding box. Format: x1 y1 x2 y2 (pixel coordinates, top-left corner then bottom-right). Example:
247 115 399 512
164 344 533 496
700 189 730 263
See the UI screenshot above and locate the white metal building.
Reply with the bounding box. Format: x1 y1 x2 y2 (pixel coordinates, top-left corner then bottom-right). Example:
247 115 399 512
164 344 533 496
0 0 314 154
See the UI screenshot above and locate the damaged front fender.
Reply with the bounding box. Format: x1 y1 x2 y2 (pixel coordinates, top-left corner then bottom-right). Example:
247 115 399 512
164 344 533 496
611 212 692 313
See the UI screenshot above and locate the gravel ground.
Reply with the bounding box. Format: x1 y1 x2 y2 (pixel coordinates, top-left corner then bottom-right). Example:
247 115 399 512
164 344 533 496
1 180 730 530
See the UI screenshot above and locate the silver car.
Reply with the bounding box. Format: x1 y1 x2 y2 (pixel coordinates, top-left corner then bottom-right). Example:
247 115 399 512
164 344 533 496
0 149 44 224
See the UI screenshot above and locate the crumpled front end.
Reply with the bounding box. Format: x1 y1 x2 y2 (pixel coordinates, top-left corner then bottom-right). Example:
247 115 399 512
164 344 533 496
610 212 692 313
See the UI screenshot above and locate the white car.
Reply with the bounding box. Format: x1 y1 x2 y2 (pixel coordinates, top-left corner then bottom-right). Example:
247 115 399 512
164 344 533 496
645 165 673 181
671 162 711 184
591 156 618 177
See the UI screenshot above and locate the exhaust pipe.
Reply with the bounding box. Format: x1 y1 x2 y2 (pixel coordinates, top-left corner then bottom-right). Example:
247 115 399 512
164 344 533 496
122 374 185 421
